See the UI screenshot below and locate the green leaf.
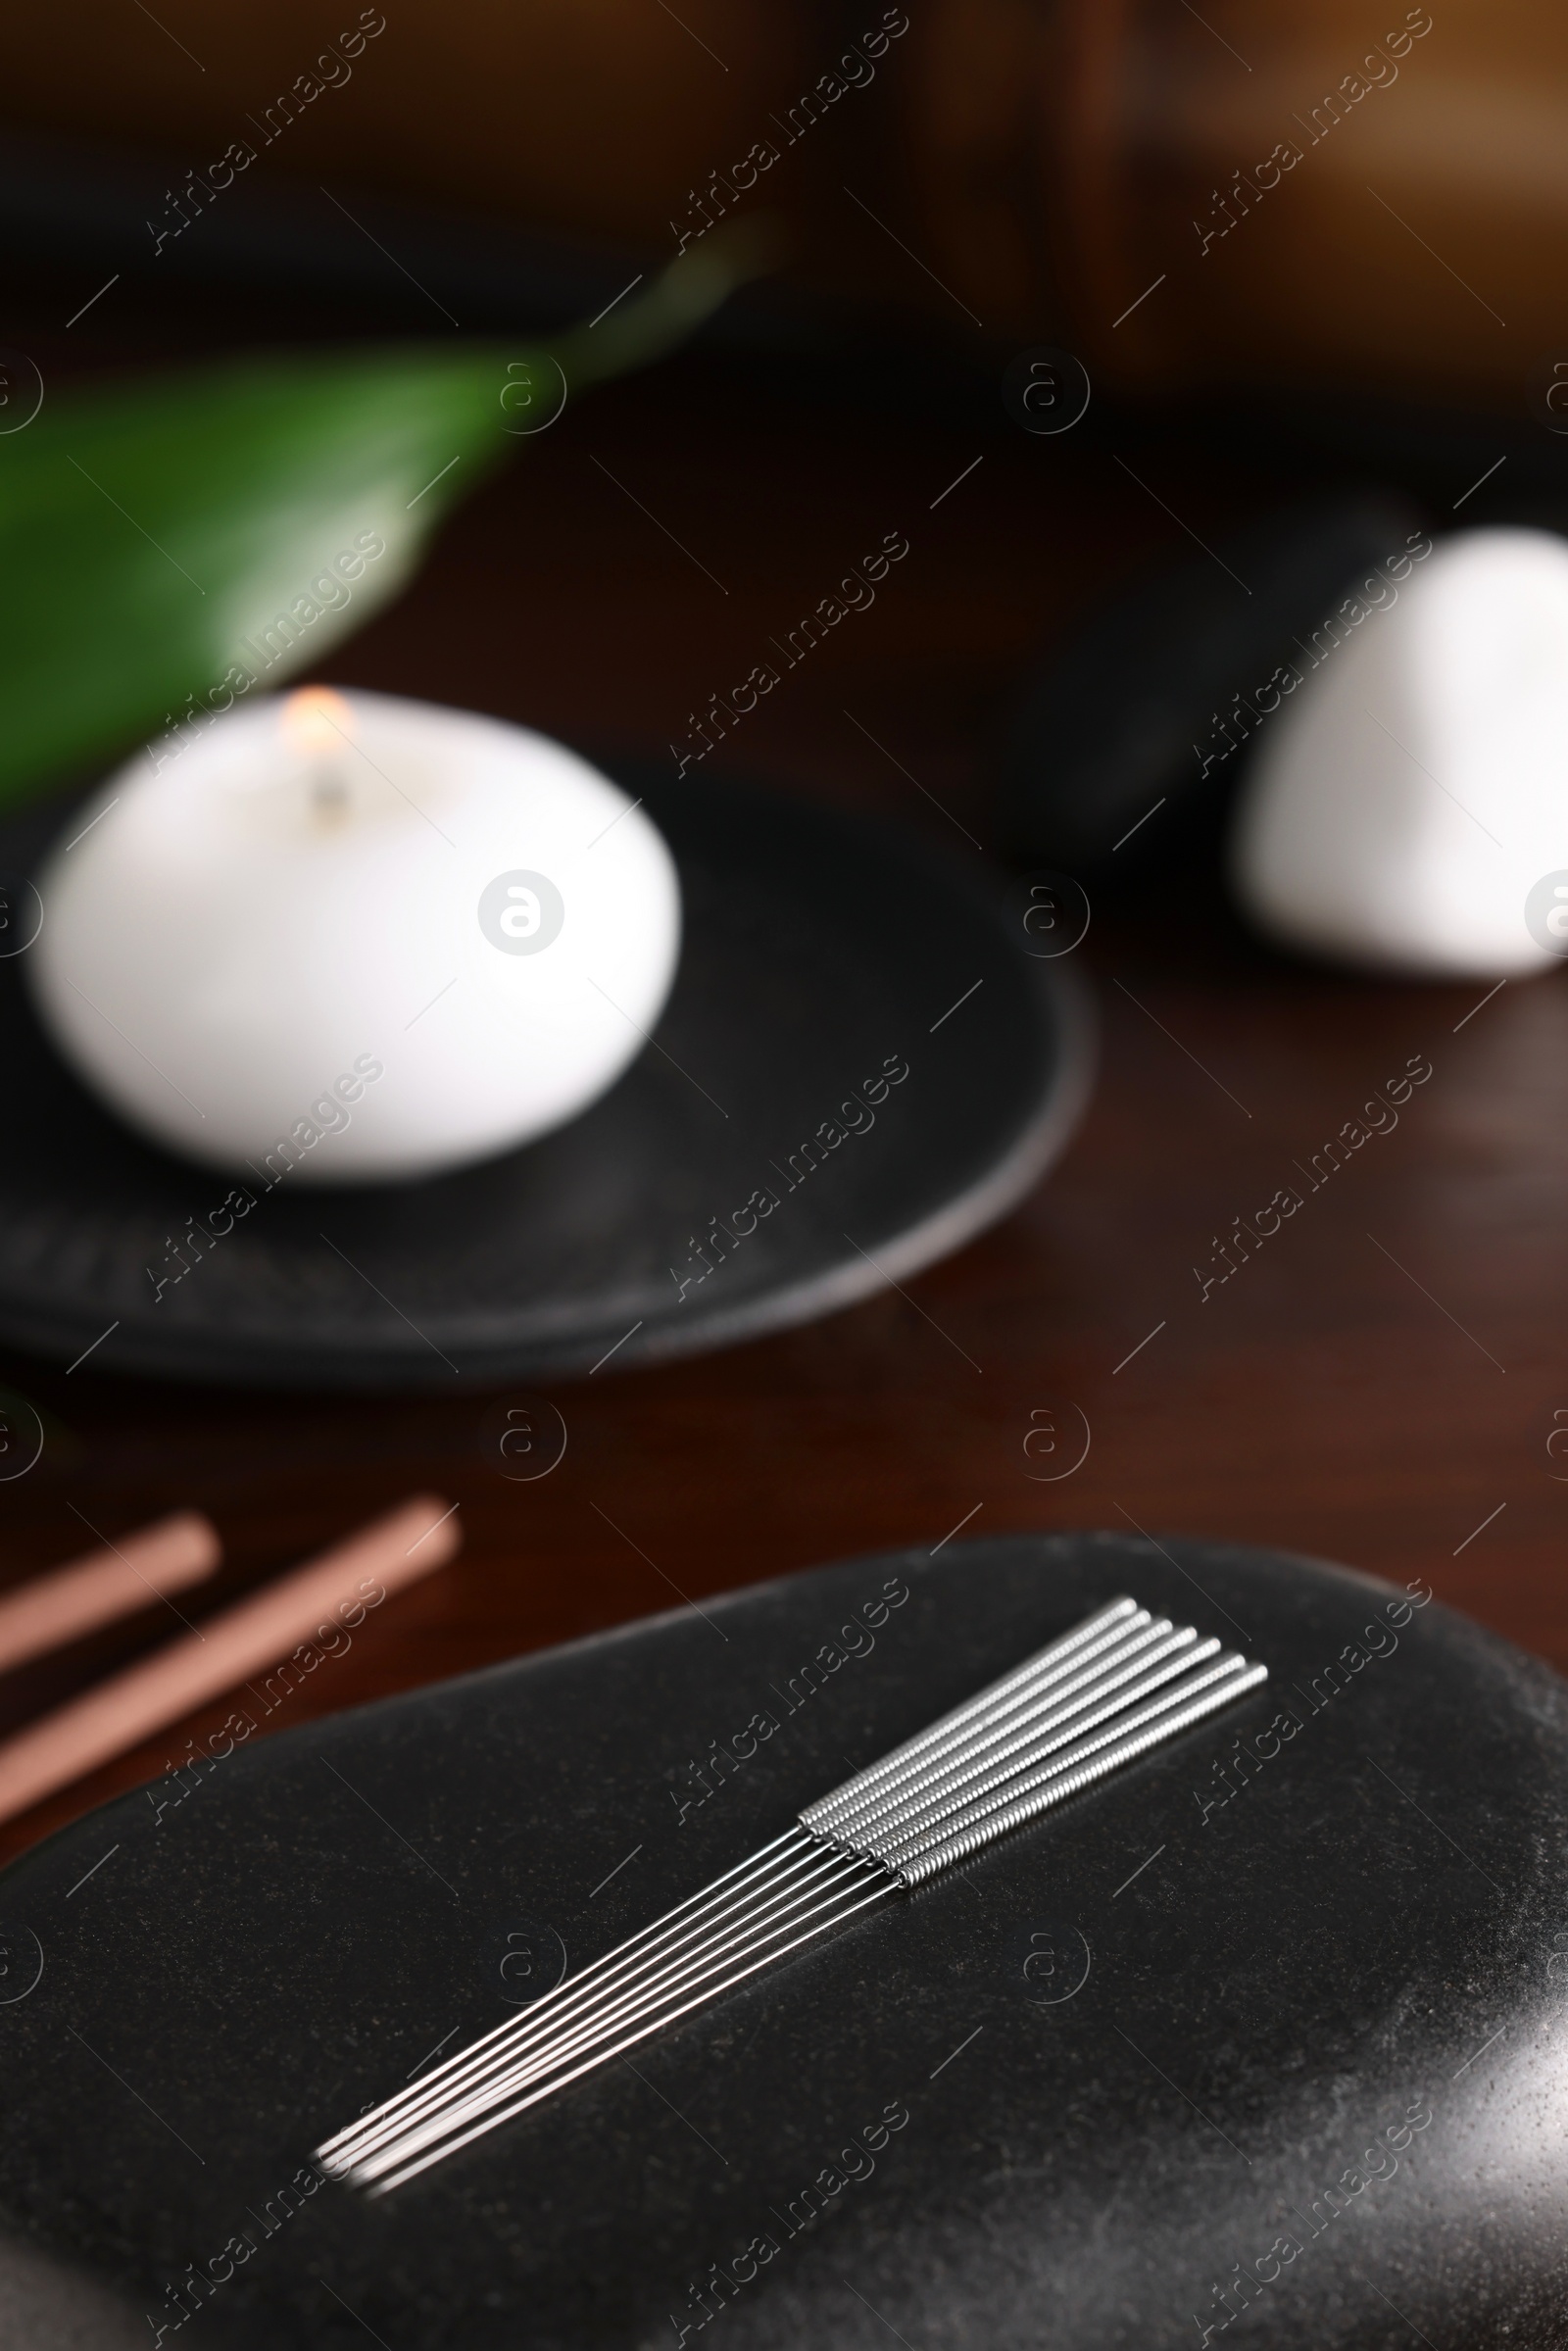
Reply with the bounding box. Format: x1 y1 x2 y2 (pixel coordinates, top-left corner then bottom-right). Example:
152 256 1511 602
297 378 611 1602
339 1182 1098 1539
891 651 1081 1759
0 234 761 810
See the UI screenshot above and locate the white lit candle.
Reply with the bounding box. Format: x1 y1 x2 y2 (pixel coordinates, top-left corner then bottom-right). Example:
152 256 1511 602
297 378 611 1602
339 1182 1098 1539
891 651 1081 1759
28 688 681 1183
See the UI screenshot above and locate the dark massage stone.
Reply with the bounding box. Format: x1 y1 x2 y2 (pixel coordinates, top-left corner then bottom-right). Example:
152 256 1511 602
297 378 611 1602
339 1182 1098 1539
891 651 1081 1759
1 1531 1564 2350
0 764 1089 1391
998 494 1425 873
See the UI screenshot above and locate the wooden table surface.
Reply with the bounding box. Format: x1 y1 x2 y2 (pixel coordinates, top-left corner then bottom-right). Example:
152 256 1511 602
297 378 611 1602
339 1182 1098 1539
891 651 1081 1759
3 300 1562 1871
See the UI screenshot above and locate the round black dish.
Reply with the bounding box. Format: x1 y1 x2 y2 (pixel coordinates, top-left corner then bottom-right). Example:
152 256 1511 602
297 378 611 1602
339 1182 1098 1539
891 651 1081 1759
0 1531 1563 2349
0 766 1091 1389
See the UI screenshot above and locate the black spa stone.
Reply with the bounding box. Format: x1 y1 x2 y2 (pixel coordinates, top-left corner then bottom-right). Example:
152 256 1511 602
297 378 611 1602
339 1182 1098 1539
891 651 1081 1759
1 1531 1564 2349
998 493 1426 873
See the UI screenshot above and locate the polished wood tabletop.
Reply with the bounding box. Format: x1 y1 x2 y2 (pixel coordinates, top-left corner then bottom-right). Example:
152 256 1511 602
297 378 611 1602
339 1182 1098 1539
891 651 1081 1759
2 308 1560 1872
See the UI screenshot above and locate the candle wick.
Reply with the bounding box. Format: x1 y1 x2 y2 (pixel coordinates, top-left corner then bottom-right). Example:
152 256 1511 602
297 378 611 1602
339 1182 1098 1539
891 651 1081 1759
312 762 350 822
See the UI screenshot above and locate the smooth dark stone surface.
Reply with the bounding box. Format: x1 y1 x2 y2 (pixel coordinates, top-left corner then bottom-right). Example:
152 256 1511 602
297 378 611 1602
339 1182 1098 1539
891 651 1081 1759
1 1531 1564 2350
0 766 1089 1389
998 494 1424 873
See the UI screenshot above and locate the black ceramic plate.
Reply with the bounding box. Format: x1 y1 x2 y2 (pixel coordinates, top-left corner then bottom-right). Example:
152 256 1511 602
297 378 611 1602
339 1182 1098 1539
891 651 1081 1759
0 1531 1564 2349
0 767 1090 1390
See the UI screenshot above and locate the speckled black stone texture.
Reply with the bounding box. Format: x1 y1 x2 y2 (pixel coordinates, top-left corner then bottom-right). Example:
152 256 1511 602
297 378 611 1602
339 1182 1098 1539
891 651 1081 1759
1 1531 1564 2349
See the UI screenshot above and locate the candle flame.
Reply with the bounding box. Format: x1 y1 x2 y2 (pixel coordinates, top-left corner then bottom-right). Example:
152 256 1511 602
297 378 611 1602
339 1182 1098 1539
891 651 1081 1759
280 684 355 759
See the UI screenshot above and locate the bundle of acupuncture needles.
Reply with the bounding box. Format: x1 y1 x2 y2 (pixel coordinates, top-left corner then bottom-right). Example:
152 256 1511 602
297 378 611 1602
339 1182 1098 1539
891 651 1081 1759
318 1594 1266 2194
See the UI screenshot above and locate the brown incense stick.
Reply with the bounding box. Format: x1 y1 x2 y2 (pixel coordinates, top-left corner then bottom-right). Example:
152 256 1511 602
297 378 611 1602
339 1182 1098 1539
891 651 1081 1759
0 1495 460 1826
0 1511 220 1673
